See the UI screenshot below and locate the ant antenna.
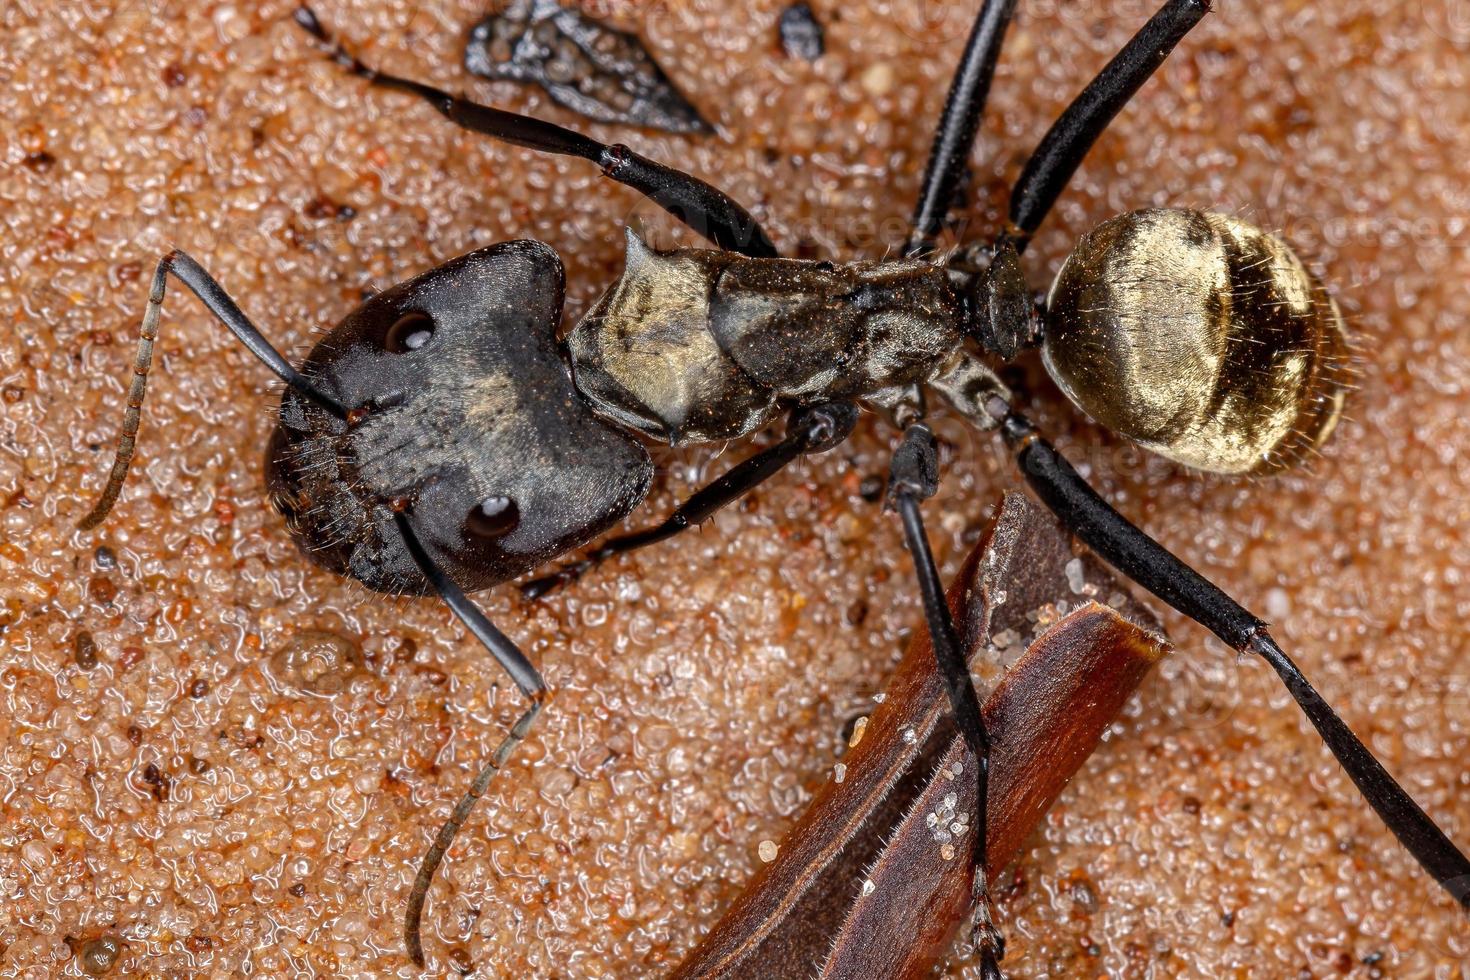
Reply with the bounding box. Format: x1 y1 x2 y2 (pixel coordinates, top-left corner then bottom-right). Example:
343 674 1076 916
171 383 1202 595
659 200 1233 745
78 250 346 531
392 511 549 967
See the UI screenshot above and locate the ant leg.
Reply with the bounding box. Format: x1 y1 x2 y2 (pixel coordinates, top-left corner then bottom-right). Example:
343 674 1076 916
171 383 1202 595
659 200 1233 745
78 250 345 533
294 6 777 259
885 424 1003 979
393 512 550 967
1006 0 1210 250
520 401 858 599
905 0 1019 256
986 402 1470 910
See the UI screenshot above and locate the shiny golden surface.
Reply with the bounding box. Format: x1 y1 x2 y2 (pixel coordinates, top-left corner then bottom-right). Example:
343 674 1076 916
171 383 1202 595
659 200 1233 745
2 1 1468 976
1043 209 1351 474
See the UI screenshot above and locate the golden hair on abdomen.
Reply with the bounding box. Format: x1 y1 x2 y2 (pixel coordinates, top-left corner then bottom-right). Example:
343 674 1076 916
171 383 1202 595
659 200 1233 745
1041 208 1350 474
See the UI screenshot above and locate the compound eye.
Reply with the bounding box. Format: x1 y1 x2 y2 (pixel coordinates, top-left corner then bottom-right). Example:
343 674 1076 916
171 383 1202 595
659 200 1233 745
465 495 520 540
384 311 435 353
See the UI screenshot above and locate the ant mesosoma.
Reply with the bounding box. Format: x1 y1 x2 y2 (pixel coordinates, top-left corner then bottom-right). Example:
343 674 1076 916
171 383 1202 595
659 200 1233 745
75 0 1468 971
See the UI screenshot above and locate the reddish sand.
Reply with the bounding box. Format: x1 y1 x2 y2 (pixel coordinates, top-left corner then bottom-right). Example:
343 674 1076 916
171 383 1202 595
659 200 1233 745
2 0 1466 975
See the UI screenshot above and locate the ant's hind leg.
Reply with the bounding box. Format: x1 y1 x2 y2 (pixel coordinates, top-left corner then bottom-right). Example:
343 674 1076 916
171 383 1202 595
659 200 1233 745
520 401 858 599
885 424 1004 979
293 6 777 258
988 403 1470 911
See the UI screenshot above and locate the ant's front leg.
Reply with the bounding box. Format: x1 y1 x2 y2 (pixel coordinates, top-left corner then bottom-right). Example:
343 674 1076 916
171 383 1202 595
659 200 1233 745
520 401 858 599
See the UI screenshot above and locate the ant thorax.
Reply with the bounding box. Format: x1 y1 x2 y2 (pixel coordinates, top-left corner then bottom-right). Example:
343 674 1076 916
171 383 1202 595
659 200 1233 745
567 230 968 444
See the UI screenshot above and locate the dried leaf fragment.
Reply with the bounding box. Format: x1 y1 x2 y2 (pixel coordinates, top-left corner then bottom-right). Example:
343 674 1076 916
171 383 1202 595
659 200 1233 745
674 493 1171 979
465 0 713 134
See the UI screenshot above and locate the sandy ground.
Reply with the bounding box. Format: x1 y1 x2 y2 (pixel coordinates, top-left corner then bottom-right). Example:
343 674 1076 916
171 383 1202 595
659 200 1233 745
1 0 1468 976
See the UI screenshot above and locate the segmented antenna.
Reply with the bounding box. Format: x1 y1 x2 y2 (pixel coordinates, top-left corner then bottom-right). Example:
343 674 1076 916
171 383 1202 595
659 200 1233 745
77 250 345 532
77 257 174 531
403 700 544 967
392 512 550 967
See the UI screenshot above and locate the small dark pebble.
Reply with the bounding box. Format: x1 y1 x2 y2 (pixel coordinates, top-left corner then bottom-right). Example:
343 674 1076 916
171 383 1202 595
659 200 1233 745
93 545 118 569
162 63 186 87
188 755 210 775
125 724 143 746
289 882 307 897
779 2 825 61
78 935 123 975
1182 794 1202 814
858 475 884 503
1069 878 1099 913
88 575 117 605
447 946 474 974
73 631 100 670
188 678 209 698
1362 951 1385 966
304 196 355 221
1220 909 1236 928
141 762 170 802
23 151 56 172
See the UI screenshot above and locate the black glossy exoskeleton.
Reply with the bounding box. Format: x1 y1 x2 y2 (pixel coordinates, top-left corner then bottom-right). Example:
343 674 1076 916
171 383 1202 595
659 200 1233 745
77 0 1468 972
268 240 655 596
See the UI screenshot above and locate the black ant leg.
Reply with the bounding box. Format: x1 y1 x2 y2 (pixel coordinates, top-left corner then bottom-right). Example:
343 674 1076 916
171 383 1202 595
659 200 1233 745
1006 0 1210 250
78 250 345 533
905 0 1019 256
521 401 858 599
294 6 777 259
885 424 1003 979
393 511 550 967
988 403 1470 910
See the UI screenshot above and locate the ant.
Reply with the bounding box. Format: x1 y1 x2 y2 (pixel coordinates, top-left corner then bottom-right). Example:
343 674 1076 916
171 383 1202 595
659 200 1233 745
74 0 1468 972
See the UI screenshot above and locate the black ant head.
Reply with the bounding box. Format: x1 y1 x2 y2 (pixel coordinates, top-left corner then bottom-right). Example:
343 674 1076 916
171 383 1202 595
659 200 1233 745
267 241 653 596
